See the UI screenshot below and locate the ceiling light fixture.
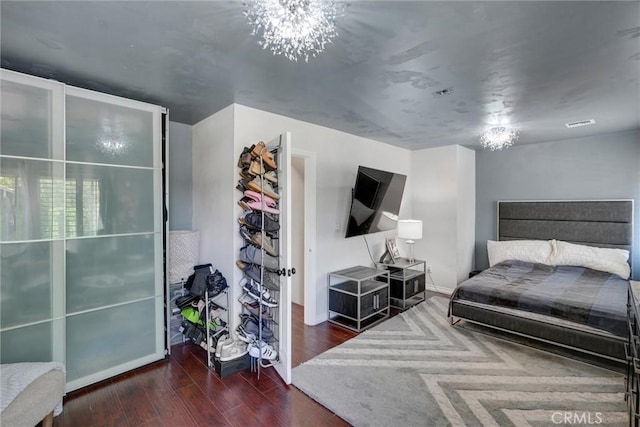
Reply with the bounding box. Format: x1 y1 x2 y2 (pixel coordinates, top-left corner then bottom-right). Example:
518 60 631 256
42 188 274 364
243 0 345 62
479 127 519 151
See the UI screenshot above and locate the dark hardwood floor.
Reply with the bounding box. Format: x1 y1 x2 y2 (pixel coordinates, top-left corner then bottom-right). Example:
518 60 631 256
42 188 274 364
52 303 358 427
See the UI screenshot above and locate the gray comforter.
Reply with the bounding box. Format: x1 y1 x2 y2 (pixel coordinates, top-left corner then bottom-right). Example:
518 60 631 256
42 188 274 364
451 260 628 336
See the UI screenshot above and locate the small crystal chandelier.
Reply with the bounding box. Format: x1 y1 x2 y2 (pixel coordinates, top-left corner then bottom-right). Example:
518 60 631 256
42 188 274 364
244 0 344 62
479 127 519 151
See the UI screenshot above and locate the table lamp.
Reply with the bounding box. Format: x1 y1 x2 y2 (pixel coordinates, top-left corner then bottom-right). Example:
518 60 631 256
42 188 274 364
397 219 422 263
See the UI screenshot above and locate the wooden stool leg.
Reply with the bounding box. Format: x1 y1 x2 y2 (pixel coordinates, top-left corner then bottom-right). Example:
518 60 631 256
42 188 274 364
42 411 54 427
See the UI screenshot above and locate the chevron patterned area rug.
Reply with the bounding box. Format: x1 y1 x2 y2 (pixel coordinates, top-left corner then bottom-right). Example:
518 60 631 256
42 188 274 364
292 297 627 427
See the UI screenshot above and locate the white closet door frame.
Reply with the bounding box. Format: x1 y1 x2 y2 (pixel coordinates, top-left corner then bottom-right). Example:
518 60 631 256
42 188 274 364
63 86 166 391
0 69 66 364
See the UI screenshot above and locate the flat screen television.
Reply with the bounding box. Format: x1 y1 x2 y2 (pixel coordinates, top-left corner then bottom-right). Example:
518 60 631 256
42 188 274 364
345 166 407 238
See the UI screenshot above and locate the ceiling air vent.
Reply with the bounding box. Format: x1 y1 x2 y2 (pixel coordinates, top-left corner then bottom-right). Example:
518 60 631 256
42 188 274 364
433 88 453 96
565 119 595 128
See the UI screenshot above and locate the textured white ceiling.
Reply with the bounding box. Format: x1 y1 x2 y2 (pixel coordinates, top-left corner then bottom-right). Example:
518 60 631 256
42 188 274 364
1 1 639 150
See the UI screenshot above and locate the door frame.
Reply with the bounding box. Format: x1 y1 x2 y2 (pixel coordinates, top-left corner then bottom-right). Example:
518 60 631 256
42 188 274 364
291 148 317 326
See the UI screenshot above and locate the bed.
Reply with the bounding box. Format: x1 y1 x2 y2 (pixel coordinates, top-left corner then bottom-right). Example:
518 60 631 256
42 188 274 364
449 200 634 362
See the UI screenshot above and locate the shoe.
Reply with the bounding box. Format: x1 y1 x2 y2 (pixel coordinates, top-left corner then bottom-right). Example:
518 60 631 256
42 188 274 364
240 197 280 215
247 177 279 200
250 141 277 170
200 336 216 353
249 340 278 361
238 211 279 234
263 170 277 184
239 245 279 271
215 336 233 359
239 292 257 305
242 281 278 308
240 299 273 320
239 167 253 179
238 262 280 290
243 190 280 214
238 197 253 212
239 226 255 245
209 307 225 319
236 177 253 193
250 232 278 257
237 145 254 168
236 318 274 343
248 160 266 176
238 228 278 257
220 340 249 362
244 316 274 340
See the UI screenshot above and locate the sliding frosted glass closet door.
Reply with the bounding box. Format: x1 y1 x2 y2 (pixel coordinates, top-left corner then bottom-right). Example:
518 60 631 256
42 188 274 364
0 69 166 391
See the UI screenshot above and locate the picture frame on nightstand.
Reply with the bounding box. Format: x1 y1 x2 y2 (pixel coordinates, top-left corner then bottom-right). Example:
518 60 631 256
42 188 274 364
379 238 401 264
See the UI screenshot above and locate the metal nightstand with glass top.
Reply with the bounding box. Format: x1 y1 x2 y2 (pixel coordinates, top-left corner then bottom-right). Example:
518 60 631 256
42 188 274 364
327 266 390 332
627 280 640 427
375 258 426 310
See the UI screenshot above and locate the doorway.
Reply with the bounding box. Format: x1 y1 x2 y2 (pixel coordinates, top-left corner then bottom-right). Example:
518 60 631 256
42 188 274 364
291 157 305 307
290 149 316 326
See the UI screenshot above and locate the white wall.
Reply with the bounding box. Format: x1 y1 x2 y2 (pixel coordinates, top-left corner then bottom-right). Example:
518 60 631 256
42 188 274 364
168 121 193 231
232 104 413 325
192 105 236 309
456 146 476 284
411 145 475 293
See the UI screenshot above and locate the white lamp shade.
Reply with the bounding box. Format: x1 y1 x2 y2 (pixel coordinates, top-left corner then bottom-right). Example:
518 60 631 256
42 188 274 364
397 219 422 240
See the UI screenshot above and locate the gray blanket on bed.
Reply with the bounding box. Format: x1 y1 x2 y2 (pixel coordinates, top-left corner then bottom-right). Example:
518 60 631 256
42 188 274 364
451 260 628 336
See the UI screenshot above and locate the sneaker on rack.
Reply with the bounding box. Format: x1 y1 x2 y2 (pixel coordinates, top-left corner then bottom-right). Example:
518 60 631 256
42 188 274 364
238 211 279 234
240 299 273 320
238 262 280 291
242 281 278 308
250 232 278 257
238 316 274 341
215 336 233 359
239 226 255 245
239 245 279 272
209 307 225 319
249 340 278 361
263 170 277 184
220 340 250 362
246 177 279 200
238 292 258 306
235 325 253 343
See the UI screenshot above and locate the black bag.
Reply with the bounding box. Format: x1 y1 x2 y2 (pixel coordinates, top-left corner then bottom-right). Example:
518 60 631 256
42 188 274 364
186 264 213 297
207 270 228 297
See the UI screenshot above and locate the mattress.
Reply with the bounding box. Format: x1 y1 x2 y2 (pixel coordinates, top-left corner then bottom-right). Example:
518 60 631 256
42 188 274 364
451 260 629 337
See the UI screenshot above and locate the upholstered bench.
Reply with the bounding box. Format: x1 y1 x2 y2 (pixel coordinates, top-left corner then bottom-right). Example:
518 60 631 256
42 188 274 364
1 363 65 427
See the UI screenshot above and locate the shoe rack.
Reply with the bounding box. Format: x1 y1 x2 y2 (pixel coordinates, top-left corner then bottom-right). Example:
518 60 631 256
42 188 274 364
237 141 282 379
174 267 230 369
205 287 229 368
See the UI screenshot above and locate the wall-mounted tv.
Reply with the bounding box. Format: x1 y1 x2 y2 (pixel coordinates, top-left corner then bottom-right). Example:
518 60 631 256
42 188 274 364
345 166 407 238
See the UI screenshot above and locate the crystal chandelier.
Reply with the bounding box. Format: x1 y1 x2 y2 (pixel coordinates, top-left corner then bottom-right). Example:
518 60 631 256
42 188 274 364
479 127 519 151
244 0 344 62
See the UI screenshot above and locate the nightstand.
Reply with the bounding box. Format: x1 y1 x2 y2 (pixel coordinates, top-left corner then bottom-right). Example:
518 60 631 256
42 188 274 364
375 258 426 310
328 266 390 332
628 280 640 427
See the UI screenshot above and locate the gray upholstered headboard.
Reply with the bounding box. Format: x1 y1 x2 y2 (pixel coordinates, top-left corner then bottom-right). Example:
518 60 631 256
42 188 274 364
497 200 634 263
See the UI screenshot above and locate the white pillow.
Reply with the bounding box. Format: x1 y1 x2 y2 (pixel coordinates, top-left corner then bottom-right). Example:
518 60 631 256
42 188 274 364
487 239 553 267
550 240 630 279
